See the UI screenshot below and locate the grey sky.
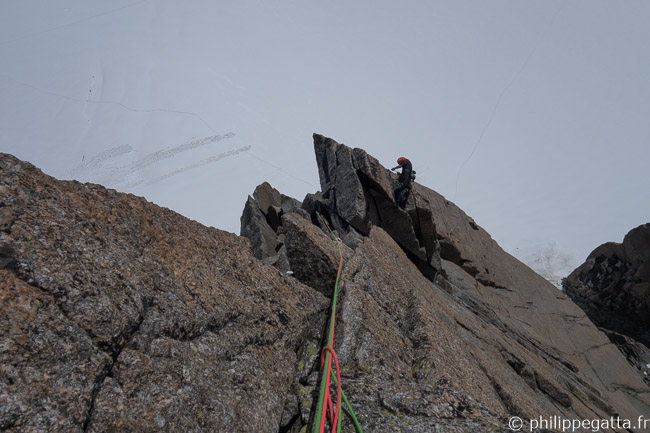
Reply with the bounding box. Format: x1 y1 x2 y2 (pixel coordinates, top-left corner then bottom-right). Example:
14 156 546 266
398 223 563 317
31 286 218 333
1 1 649 280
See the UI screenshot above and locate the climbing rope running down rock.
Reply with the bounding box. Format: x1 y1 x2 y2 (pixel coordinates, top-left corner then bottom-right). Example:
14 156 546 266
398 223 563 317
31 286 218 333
312 215 363 433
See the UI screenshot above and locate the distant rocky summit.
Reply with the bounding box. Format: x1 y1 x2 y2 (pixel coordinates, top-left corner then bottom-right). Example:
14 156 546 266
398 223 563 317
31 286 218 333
1 134 649 432
564 223 650 384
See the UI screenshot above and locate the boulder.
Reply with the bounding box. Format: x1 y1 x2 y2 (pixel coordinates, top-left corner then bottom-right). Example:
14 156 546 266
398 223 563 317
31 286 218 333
564 223 650 348
240 195 277 260
241 182 309 275
252 181 282 214
282 213 353 296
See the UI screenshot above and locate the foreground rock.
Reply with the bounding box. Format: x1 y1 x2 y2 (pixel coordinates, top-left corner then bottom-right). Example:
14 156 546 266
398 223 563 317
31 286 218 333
239 134 650 431
564 223 650 382
0 154 327 432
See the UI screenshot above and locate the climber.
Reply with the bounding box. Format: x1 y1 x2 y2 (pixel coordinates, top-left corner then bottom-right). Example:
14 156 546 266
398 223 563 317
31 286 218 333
390 157 414 209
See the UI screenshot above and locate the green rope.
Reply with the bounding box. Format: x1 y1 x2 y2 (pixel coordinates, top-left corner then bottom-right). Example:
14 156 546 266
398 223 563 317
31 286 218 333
332 375 363 433
312 214 363 433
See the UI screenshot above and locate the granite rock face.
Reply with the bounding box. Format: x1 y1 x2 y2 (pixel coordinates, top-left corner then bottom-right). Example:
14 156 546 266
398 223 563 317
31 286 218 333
239 134 650 431
312 134 432 270
602 329 650 387
564 223 650 383
564 223 650 347
0 154 327 432
3 130 650 433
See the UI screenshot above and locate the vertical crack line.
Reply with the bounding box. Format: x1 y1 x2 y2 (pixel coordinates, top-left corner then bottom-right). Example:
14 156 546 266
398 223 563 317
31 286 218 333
82 298 150 431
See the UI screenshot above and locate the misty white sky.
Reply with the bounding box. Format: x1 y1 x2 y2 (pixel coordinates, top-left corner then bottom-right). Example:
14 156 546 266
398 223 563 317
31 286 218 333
1 1 649 280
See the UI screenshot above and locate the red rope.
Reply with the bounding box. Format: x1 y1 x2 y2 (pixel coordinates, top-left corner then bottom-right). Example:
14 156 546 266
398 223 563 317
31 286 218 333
320 346 342 432
317 221 344 433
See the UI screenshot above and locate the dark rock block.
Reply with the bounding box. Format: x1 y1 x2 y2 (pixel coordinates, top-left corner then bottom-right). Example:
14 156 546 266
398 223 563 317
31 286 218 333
312 134 430 260
564 223 650 348
313 133 338 193
301 192 330 218
333 145 370 235
368 188 426 261
240 195 278 260
281 195 309 220
268 205 282 231
352 147 394 200
252 181 282 215
329 210 365 250
301 192 364 249
282 213 351 296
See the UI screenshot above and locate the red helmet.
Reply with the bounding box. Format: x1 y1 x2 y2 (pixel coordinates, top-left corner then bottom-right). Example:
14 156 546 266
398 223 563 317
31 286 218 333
397 157 406 165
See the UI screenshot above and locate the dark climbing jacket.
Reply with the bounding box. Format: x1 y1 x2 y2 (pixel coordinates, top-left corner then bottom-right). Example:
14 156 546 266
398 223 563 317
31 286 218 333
394 159 414 209
398 159 413 186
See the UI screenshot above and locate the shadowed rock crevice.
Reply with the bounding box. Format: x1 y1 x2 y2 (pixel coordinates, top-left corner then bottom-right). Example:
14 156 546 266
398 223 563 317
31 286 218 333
82 295 155 431
484 370 525 417
2 261 142 432
278 412 300 433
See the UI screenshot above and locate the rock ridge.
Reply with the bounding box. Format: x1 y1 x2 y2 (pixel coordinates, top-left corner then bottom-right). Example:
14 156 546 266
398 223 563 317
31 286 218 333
239 134 650 431
2 131 650 433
